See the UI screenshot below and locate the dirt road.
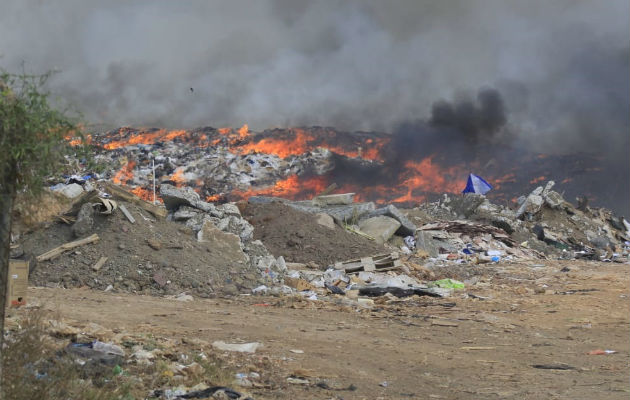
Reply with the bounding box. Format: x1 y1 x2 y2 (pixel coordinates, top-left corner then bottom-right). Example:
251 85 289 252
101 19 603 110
26 260 629 399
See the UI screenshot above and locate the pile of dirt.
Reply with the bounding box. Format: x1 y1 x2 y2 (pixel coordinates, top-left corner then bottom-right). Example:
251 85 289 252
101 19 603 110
241 201 388 267
22 202 264 297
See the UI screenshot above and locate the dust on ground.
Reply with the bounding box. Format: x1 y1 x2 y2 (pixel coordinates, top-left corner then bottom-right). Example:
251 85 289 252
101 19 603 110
241 201 387 267
13 259 630 400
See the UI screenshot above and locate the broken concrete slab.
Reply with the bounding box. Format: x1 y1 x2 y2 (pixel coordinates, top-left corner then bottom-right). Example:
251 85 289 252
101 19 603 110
366 204 417 236
516 194 544 219
358 216 401 244
216 216 254 243
312 193 355 206
160 184 201 210
543 190 565 209
197 220 248 263
218 203 241 217
415 231 441 257
321 202 376 224
173 206 200 221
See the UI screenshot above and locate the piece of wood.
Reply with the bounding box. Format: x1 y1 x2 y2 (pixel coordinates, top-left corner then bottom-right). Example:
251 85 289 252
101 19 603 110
37 234 100 262
102 182 167 219
118 204 136 223
92 256 108 271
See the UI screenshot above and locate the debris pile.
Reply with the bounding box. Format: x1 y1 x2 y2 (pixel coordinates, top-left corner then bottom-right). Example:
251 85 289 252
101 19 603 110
417 181 630 261
23 183 283 297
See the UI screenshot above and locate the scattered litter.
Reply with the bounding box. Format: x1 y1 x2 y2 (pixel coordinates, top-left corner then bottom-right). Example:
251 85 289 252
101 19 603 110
587 349 617 355
287 377 310 385
212 341 262 353
430 279 465 289
532 363 576 370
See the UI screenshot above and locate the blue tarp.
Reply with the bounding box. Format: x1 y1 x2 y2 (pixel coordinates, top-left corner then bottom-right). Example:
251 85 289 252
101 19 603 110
462 173 492 195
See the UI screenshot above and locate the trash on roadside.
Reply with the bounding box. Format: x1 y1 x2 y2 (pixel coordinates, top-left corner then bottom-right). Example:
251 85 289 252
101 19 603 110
212 341 262 353
587 349 617 355
430 279 465 289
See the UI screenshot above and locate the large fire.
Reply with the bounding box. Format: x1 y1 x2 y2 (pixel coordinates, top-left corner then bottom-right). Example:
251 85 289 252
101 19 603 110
96 124 601 208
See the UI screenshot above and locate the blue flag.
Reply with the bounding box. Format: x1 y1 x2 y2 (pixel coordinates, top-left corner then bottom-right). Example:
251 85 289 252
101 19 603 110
462 174 492 195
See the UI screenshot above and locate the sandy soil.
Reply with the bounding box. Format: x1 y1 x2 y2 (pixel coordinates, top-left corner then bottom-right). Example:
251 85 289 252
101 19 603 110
22 259 629 399
242 201 388 267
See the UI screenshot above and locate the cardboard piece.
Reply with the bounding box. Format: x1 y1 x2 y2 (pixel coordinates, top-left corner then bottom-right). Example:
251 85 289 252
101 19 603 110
8 260 29 307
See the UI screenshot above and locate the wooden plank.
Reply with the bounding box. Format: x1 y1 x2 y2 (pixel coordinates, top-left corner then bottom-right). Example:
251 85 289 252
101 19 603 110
118 204 136 224
37 234 100 262
92 256 108 272
102 182 167 219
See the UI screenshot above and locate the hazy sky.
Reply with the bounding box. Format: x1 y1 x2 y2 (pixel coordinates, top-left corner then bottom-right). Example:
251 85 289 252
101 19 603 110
1 0 628 160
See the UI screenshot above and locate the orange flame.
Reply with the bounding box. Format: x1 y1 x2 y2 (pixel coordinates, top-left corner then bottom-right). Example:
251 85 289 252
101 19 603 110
232 175 328 200
529 175 547 184
237 124 249 138
169 168 187 187
112 160 136 185
130 187 162 203
104 129 186 150
206 194 223 202
234 130 314 158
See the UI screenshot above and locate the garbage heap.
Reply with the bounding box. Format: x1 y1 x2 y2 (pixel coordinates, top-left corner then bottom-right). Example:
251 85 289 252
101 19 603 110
419 180 630 261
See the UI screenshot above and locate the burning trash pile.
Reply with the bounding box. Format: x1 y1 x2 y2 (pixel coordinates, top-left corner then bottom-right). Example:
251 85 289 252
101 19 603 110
69 123 614 210
10 123 628 304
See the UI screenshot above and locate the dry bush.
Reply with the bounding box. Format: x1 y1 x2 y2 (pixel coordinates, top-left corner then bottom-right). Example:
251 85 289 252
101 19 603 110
2 309 134 400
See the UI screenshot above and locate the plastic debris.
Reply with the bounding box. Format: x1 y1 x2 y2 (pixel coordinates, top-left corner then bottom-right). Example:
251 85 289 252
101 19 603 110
212 341 262 353
430 279 465 289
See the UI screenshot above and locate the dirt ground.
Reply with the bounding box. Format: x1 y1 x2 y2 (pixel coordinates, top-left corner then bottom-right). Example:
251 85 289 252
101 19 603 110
242 201 387 267
20 259 629 399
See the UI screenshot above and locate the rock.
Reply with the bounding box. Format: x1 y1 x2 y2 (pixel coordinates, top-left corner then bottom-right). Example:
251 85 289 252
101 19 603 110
72 203 95 238
152 270 168 287
531 186 544 196
323 202 376 224
590 235 611 249
445 193 486 218
312 193 355 206
147 239 162 250
358 216 401 244
543 190 565 209
197 220 248 263
366 204 417 236
191 200 215 213
55 183 84 199
415 231 441 257
315 213 335 230
218 203 241 217
516 194 544 219
160 184 201 210
541 180 555 196
216 216 254 242
173 206 199 221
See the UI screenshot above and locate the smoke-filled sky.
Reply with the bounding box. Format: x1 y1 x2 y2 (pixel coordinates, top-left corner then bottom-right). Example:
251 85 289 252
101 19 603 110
1 0 628 161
